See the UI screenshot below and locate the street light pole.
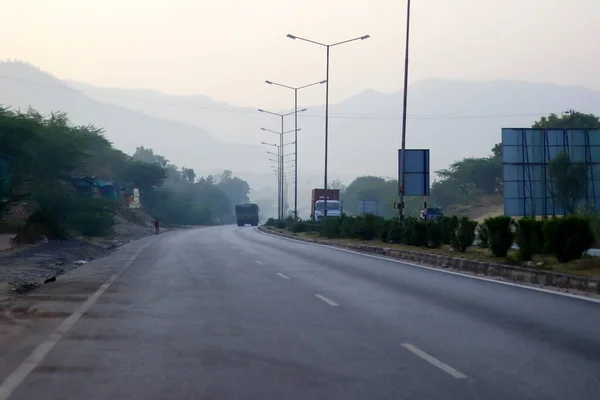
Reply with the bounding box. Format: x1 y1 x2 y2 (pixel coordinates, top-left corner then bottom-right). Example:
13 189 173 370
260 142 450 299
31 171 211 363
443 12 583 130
265 141 296 220
280 115 284 218
324 45 330 216
286 33 369 219
258 108 306 219
398 0 411 219
265 80 326 220
294 90 297 219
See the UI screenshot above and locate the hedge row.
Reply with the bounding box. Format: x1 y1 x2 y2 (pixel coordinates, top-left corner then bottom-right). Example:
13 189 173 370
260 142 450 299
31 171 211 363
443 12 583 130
265 213 596 264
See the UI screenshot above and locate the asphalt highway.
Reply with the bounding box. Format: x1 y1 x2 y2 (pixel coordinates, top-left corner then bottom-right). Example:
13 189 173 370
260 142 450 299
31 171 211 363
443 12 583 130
1 226 599 399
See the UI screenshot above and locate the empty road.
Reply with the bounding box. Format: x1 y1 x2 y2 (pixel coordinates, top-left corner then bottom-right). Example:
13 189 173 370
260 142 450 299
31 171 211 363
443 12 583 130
1 226 599 399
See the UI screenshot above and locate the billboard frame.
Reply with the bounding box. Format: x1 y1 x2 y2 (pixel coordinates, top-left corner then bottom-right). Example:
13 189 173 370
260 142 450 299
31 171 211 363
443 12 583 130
502 128 600 217
398 149 430 197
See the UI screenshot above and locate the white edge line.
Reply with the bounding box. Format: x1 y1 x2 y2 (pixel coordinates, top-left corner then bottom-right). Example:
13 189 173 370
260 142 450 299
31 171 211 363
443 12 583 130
276 272 291 280
314 294 339 307
257 229 600 305
402 343 467 379
0 240 154 400
255 260 264 265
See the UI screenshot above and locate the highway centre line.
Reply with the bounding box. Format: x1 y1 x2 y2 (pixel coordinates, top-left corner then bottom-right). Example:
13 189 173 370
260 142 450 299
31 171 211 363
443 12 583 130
276 272 291 280
255 260 264 265
402 343 468 379
314 294 339 307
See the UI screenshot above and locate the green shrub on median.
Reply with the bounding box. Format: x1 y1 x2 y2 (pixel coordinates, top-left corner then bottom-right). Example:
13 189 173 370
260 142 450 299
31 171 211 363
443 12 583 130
516 217 539 261
264 218 277 227
543 215 595 263
484 216 515 257
451 217 478 253
476 223 489 249
426 220 443 248
269 210 598 269
438 216 459 245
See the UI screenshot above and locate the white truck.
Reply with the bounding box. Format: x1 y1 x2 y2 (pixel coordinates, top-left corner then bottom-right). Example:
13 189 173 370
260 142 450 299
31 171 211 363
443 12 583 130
311 189 342 222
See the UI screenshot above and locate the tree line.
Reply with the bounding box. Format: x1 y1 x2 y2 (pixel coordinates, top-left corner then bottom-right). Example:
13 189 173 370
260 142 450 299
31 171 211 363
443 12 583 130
0 107 251 242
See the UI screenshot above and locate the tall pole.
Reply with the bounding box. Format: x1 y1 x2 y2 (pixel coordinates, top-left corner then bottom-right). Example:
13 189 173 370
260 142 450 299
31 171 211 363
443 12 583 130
277 145 281 219
259 108 303 219
280 116 284 219
265 81 324 221
324 46 330 217
287 34 369 220
398 0 411 220
294 89 298 221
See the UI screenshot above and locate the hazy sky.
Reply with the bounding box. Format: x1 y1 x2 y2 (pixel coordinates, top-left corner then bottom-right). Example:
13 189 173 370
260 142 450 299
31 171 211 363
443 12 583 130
2 0 598 109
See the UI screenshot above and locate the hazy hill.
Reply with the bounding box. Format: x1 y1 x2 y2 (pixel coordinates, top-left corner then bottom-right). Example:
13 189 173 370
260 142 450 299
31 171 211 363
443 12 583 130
65 76 600 181
0 61 270 179
3 60 600 218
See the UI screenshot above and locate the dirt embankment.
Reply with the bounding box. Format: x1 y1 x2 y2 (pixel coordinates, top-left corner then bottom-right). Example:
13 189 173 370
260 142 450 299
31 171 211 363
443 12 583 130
0 208 166 299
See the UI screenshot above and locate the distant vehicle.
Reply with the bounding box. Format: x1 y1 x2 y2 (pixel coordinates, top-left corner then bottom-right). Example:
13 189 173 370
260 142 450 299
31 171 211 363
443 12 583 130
311 189 342 222
235 203 259 227
420 207 444 220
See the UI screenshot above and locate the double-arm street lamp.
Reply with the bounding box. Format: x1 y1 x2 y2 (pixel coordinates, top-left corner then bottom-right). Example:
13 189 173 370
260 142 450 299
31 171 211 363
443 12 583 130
286 33 369 218
258 108 305 219
265 79 326 220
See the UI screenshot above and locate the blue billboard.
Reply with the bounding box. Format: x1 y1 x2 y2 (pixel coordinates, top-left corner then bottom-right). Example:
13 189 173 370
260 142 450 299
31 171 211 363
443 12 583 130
398 149 430 196
502 128 600 216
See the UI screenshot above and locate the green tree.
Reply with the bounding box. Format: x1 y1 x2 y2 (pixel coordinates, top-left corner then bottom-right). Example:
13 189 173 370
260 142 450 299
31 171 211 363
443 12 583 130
182 167 196 183
120 160 167 192
132 146 168 167
548 152 588 214
532 111 600 130
217 170 250 206
430 143 503 208
330 179 346 191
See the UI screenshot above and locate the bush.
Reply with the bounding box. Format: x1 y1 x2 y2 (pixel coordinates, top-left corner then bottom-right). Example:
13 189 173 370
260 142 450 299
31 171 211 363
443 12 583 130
438 216 459 245
515 217 539 261
405 218 427 247
69 197 115 237
304 221 321 232
320 217 342 238
289 219 322 234
476 223 489 248
534 219 546 254
264 218 277 227
543 215 595 263
275 219 286 229
451 217 478 252
388 218 403 243
484 216 515 257
285 216 295 229
426 220 442 248
354 214 384 241
339 215 356 238
288 221 304 233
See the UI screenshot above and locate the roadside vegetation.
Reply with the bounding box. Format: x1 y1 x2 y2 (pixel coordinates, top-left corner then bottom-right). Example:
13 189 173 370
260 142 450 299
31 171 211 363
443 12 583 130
265 213 600 277
265 111 600 277
0 107 251 243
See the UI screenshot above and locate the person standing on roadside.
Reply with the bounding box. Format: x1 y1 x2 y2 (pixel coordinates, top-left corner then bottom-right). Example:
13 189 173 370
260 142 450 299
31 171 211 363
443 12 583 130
154 218 160 234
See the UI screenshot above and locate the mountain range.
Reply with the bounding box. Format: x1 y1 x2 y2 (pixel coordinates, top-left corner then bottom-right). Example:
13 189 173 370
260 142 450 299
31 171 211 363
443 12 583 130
1 60 600 217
